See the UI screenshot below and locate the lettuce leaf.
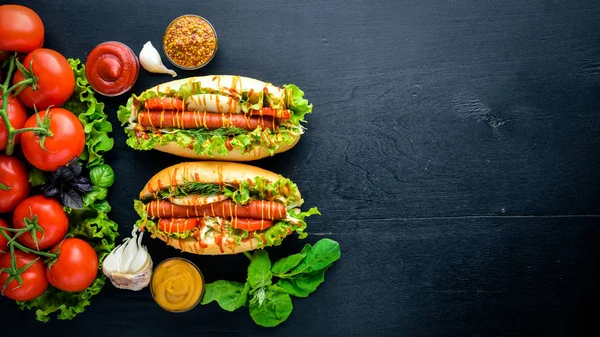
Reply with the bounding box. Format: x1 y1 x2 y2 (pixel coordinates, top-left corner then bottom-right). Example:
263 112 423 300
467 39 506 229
123 122 300 158
284 84 313 126
15 59 119 322
257 207 321 247
63 59 114 168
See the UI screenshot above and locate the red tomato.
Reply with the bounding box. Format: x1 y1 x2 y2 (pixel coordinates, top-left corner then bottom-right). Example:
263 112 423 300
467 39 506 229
47 238 98 292
0 250 48 301
20 107 84 171
0 94 28 151
12 195 68 250
0 5 44 54
13 48 74 110
0 218 11 254
0 155 30 213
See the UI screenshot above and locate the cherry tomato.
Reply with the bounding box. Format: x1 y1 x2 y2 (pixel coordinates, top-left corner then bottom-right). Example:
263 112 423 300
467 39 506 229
47 238 98 292
20 107 84 171
0 250 48 301
0 218 11 254
13 48 74 110
0 94 28 151
0 5 44 54
12 195 68 250
0 155 30 213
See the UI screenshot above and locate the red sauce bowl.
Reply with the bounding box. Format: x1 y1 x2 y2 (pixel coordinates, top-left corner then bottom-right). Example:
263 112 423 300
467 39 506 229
85 41 139 97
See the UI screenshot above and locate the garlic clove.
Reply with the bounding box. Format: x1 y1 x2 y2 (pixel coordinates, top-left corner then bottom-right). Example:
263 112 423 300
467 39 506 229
139 41 177 77
103 259 153 291
103 227 153 291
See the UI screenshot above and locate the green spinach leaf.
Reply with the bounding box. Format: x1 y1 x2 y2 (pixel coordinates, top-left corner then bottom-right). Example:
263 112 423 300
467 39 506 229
275 267 329 298
249 285 293 328
282 238 340 277
247 250 272 288
201 280 250 312
271 244 310 275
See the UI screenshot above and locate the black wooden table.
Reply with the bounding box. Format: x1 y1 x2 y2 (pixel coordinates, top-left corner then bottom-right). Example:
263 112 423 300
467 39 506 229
1 1 599 336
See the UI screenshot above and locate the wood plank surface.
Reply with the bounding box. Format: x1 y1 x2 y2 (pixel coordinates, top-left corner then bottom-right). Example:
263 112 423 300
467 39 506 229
0 0 599 336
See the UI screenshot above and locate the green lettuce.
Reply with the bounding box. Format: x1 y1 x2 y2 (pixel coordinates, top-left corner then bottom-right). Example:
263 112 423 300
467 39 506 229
63 59 114 168
122 120 299 158
284 84 313 126
116 81 311 157
15 59 119 322
255 207 320 247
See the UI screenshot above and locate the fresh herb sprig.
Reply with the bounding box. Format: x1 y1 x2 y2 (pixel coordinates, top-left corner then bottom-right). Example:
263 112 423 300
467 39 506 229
201 238 341 327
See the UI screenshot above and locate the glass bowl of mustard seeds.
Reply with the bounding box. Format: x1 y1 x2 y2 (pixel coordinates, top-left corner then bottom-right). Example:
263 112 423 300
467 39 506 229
162 14 218 70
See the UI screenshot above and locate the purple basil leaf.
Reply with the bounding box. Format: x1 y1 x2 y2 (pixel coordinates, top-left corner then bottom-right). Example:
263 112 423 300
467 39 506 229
73 175 91 184
68 159 82 176
71 180 94 193
61 189 83 209
42 185 60 197
49 173 59 185
56 166 74 180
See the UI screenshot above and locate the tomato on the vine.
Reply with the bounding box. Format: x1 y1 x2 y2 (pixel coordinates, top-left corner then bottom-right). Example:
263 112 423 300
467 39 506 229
13 48 74 110
0 94 28 151
0 5 44 54
0 250 48 301
12 195 68 250
20 107 85 172
0 154 30 213
47 238 98 292
0 218 11 254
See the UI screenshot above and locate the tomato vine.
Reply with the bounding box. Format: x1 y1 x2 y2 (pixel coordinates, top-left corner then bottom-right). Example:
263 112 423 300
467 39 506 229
0 53 50 155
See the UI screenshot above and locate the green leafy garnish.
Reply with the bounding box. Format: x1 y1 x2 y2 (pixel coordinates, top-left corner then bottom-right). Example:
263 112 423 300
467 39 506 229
274 238 341 277
284 84 313 126
15 58 119 322
177 181 222 197
63 59 114 168
271 245 309 275
247 250 272 289
248 286 293 328
201 239 341 327
28 167 47 187
201 280 249 312
89 164 115 188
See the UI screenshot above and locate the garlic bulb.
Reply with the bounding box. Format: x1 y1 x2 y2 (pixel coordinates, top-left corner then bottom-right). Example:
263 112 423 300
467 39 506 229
139 41 177 77
103 227 153 291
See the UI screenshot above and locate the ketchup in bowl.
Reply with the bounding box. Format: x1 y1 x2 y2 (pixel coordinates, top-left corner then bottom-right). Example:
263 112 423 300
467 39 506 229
85 41 139 96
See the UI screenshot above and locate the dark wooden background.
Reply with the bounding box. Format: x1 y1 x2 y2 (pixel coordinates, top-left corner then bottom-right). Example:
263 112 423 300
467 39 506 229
1 0 599 336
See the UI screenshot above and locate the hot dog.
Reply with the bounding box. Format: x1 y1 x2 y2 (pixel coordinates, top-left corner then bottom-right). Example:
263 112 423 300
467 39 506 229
117 75 313 161
134 161 320 255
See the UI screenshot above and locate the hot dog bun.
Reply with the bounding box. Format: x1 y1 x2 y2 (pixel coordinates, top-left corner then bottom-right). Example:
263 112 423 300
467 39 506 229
152 132 300 161
137 162 309 255
119 75 312 162
153 231 261 255
140 161 301 201
145 75 285 101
